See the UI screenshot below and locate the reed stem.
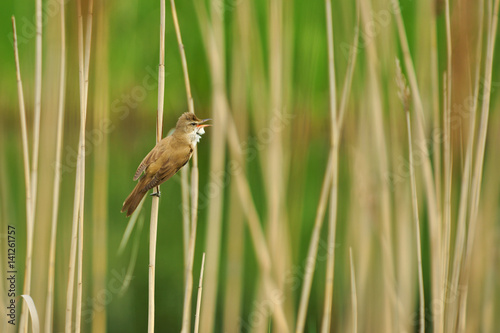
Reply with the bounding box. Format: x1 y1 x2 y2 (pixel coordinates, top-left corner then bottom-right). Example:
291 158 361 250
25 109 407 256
148 0 166 331
194 253 206 333
45 0 66 330
12 14 34 333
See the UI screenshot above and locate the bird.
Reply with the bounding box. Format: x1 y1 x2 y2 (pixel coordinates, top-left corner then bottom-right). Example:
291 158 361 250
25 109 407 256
121 112 211 217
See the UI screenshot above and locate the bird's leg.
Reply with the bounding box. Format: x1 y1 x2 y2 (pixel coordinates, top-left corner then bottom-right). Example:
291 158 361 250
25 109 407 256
150 186 161 197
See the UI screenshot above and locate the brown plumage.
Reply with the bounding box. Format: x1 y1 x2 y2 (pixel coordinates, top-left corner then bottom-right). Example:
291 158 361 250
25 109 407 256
121 112 210 217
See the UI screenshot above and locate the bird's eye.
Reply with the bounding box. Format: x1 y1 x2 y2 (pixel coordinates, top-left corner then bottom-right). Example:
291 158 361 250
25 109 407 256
191 122 196 126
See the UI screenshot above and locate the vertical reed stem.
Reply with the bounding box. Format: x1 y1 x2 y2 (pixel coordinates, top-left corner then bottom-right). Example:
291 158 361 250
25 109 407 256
45 0 66 330
194 253 206 333
18 0 42 329
12 14 33 333
148 0 166 331
407 110 425 333
349 248 358 333
321 0 338 331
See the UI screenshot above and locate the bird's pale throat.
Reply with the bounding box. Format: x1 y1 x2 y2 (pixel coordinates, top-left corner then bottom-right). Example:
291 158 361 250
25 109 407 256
191 126 206 145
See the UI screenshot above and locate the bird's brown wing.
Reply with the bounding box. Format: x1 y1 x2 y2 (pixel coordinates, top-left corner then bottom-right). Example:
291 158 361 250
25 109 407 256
133 139 168 181
143 145 193 191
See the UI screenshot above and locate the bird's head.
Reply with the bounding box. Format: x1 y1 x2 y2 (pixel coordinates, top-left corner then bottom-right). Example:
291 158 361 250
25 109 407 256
175 112 211 144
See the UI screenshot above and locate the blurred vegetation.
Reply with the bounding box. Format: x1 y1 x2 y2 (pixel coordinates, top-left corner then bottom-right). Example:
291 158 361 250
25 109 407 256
1 0 500 332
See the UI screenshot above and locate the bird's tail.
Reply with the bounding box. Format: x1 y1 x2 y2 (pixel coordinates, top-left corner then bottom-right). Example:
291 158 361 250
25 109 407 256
121 177 149 217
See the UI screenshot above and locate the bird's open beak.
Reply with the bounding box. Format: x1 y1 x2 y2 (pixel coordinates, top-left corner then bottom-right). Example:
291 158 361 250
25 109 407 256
197 118 212 128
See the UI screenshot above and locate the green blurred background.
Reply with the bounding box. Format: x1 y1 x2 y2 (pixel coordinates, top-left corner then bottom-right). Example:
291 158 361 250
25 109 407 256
1 0 500 332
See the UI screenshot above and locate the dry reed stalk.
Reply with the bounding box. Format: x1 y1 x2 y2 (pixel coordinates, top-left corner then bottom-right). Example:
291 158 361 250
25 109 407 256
75 177 85 333
169 0 204 330
13 2 40 333
458 0 500 329
404 96 425 333
227 2 273 331
169 0 198 329
336 24 359 142
170 0 194 115
297 8 359 332
64 0 94 331
441 73 453 333
322 175 338 332
20 0 43 327
76 0 93 331
194 253 206 333
20 295 40 333
45 0 66 331
148 196 160 333
267 0 285 274
234 0 268 149
226 3 269 330
269 0 295 326
438 2 453 332
359 0 397 329
390 2 442 330
295 153 333 332
447 0 485 328
395 55 415 332
349 248 358 333
267 0 287 318
223 114 289 331
148 0 166 331
19 0 43 328
393 191 415 333
65 164 82 333
65 1 86 327
429 2 442 247
196 1 229 331
11 15 35 333
322 163 338 333
222 14 248 330
390 0 439 221
475 116 500 331
181 166 190 273
349 118 375 330
180 152 199 333
320 1 338 331
30 0 42 217
222 179 245 330
91 1 109 331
